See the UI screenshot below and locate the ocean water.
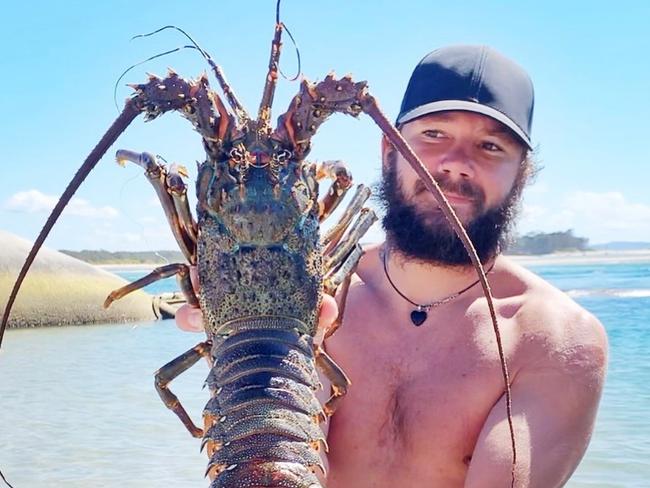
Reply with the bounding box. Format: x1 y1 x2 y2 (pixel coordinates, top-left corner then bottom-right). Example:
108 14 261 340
0 261 648 487
526 262 650 488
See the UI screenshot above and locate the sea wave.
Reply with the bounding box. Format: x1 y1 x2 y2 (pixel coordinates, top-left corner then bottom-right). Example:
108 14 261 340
565 288 650 298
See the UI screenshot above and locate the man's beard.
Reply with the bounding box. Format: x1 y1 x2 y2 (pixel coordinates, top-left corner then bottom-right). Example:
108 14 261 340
377 152 522 266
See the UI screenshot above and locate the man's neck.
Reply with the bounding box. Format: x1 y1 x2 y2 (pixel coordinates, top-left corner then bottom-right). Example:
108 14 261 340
382 244 497 305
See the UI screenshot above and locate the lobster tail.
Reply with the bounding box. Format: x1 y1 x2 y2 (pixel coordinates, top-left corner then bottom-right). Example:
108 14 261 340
204 327 326 486
209 462 321 488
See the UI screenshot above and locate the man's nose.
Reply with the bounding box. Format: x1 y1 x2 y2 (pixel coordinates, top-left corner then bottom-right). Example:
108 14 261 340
436 146 475 179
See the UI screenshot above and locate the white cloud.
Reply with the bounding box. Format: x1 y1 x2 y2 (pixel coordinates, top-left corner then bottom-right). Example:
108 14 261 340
3 190 119 219
524 180 549 196
88 220 178 249
520 203 576 231
136 216 160 225
564 191 650 241
520 204 548 222
565 191 650 225
518 191 650 242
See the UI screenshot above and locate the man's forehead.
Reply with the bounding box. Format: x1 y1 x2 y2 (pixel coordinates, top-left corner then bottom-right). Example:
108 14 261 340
412 111 506 130
407 110 524 143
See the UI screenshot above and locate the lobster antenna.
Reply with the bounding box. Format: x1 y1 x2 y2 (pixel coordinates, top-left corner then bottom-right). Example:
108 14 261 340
0 103 141 350
257 0 285 130
277 20 301 82
113 46 191 111
131 26 250 123
0 468 15 488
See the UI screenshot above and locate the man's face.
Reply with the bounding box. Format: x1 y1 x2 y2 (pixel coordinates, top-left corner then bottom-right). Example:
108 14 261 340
378 111 527 265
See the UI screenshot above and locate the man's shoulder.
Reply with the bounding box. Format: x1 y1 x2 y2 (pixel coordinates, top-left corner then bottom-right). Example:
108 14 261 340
499 257 608 374
499 255 592 320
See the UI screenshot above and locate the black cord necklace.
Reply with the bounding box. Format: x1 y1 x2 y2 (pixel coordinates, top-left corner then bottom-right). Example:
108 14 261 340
382 249 495 326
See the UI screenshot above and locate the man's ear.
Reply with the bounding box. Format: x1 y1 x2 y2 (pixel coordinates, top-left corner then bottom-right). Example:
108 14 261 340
381 134 393 170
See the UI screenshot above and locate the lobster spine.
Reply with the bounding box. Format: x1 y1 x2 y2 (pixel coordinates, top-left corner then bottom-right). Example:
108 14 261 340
205 327 326 487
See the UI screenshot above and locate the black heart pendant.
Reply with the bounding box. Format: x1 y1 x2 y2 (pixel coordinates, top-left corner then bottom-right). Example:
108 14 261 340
410 309 427 326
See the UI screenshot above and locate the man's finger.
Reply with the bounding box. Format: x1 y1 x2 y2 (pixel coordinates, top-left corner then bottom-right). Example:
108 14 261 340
315 294 339 346
175 303 205 332
189 265 200 294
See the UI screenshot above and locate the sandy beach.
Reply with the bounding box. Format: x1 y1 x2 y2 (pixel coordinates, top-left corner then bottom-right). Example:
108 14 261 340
507 249 650 266
98 263 162 271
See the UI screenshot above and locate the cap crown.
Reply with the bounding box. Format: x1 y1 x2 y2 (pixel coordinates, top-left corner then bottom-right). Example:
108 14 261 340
397 45 534 148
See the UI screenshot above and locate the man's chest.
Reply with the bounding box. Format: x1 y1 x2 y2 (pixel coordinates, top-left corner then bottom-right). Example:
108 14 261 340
325 308 513 475
332 343 504 447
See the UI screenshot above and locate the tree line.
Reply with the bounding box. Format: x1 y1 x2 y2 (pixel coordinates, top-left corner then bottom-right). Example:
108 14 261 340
507 229 589 255
59 249 185 264
60 230 590 263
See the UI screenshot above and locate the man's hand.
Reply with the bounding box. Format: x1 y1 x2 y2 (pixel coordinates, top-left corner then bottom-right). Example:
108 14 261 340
174 265 340 344
175 265 203 333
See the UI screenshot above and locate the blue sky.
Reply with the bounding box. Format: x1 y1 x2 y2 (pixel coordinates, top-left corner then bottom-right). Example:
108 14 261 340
1 1 649 251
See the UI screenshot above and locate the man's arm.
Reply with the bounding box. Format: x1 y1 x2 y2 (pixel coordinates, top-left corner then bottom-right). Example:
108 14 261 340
465 310 608 488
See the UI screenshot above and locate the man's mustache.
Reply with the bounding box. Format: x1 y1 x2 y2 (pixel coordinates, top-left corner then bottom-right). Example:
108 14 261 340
414 173 484 203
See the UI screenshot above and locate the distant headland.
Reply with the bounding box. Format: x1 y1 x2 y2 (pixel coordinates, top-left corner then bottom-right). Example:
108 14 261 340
1 231 157 328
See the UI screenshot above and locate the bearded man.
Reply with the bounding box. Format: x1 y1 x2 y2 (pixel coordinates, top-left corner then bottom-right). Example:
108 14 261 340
177 45 608 487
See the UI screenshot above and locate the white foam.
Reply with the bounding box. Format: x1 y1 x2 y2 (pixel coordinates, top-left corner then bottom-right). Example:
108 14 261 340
566 288 650 298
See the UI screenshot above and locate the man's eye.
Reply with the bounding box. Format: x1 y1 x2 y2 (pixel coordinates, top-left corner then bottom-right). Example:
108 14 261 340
481 141 502 152
423 130 445 139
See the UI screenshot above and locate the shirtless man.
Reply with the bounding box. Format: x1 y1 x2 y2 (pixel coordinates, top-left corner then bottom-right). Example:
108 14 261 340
177 45 608 487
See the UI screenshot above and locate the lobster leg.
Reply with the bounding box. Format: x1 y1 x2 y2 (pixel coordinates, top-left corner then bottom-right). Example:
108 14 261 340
154 340 212 438
167 163 199 244
116 149 197 263
324 244 363 295
315 160 354 221
314 346 350 417
107 151 204 309
323 243 365 339
323 208 377 271
103 263 197 309
321 185 372 255
324 269 354 341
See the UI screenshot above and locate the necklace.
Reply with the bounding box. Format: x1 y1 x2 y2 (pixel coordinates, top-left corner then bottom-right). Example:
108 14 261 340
381 249 495 326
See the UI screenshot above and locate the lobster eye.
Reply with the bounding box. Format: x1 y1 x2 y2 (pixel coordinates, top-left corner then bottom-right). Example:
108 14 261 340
229 147 244 162
274 149 292 163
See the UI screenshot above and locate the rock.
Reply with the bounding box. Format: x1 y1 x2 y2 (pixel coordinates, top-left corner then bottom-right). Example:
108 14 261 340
0 231 156 328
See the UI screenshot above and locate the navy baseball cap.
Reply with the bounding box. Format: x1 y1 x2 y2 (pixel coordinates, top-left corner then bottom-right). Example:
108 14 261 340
396 45 534 149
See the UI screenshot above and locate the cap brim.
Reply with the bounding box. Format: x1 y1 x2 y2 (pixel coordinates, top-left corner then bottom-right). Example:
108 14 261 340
396 100 532 149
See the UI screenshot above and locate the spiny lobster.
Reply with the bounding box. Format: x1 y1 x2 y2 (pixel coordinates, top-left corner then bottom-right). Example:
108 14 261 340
0 3 516 487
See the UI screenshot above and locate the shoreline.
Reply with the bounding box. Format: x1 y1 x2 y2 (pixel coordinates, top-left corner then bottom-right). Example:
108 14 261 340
98 263 162 270
507 249 650 266
95 249 650 271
